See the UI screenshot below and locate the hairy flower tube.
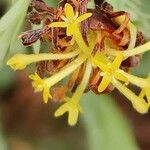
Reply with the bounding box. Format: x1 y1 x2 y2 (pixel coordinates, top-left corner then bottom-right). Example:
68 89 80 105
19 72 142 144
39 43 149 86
7 49 80 70
7 1 150 125
55 61 92 126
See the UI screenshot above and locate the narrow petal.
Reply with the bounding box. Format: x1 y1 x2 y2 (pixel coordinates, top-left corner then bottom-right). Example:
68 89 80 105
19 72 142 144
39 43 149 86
43 86 51 103
75 13 92 24
7 54 28 70
92 58 108 72
132 100 148 115
54 104 68 117
94 52 109 64
64 3 74 21
112 53 124 70
139 89 146 98
115 72 128 83
68 109 79 126
66 25 74 36
49 22 68 28
98 74 112 92
146 90 150 105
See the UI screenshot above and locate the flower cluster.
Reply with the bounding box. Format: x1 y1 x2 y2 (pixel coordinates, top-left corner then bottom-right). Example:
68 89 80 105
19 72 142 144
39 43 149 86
7 1 150 126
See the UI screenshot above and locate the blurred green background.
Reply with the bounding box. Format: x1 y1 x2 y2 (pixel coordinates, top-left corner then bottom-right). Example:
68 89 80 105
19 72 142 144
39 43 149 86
0 0 150 150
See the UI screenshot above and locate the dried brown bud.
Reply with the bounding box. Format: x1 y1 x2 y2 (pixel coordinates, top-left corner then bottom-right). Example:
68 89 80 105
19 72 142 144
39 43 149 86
20 26 51 46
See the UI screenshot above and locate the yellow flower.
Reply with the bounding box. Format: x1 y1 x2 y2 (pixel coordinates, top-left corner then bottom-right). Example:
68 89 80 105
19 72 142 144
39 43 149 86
118 72 150 106
29 55 86 104
55 61 92 126
55 97 82 126
29 73 52 103
93 53 128 92
139 74 150 105
112 80 149 114
49 3 92 36
7 49 80 70
93 52 149 114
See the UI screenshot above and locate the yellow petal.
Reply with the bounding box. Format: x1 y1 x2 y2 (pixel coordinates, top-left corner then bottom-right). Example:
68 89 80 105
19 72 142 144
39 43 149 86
75 13 92 24
54 103 68 117
64 3 74 21
54 98 81 126
146 90 150 105
132 100 149 114
43 86 51 103
66 25 74 36
68 109 79 126
49 22 68 28
139 89 146 98
98 73 112 92
7 54 28 70
112 53 124 70
115 71 128 83
94 52 109 64
92 58 108 72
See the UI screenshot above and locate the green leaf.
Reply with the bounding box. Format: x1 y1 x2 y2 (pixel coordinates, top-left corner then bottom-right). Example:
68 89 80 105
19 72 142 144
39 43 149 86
82 93 138 150
44 0 58 7
0 66 15 90
0 0 30 68
8 10 26 55
106 0 126 10
0 0 31 33
32 24 43 54
0 24 15 68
